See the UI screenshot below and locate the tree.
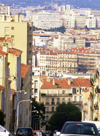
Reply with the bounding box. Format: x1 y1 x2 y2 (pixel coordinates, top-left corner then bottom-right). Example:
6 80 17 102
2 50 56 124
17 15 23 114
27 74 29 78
0 110 6 126
48 102 81 131
31 100 45 129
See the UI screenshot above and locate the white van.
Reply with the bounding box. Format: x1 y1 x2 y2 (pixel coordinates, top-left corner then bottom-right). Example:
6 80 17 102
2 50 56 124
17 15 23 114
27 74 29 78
0 125 12 136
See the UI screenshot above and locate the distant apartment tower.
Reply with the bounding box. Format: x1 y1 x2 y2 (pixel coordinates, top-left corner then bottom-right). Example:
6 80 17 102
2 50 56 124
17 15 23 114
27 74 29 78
32 11 62 29
0 4 10 15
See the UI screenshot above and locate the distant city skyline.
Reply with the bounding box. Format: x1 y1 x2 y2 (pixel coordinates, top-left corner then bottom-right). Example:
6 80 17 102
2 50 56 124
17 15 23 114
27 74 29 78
0 0 100 10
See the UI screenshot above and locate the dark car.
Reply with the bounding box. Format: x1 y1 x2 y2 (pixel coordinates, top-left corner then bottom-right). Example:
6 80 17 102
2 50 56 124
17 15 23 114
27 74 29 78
15 127 34 136
56 121 99 136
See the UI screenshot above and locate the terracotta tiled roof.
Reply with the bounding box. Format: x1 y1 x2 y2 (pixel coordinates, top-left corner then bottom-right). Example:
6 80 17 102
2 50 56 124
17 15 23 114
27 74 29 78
0 46 22 56
33 33 59 38
9 48 22 56
0 85 4 91
41 78 91 89
21 63 31 78
72 78 91 87
11 89 15 93
0 50 8 55
84 89 89 92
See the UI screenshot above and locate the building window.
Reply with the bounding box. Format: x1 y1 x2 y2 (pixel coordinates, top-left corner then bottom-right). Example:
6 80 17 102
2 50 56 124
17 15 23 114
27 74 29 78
62 90 65 95
79 96 82 102
74 96 77 102
5 27 9 34
52 107 54 112
46 116 49 121
29 51 32 55
52 91 54 95
46 98 49 105
29 27 32 32
62 98 65 103
73 88 76 94
11 27 14 30
51 98 54 105
29 59 31 64
57 98 60 105
80 88 81 94
11 35 14 38
68 98 70 102
46 107 49 113
29 43 32 47
47 91 49 95
57 90 60 95
29 35 32 40
34 89 37 93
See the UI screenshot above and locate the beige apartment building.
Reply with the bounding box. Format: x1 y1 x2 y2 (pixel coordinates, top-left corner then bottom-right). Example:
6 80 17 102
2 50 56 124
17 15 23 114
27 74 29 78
32 11 62 29
20 63 32 128
0 43 11 130
82 69 100 121
0 13 33 97
40 77 91 130
0 37 32 131
0 5 10 15
0 14 33 66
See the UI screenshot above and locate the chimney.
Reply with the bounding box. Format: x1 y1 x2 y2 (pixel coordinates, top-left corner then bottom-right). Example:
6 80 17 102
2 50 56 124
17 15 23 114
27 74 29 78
3 45 8 53
15 13 19 22
68 78 71 85
2 14 5 21
19 14 24 22
52 78 55 85
47 77 50 82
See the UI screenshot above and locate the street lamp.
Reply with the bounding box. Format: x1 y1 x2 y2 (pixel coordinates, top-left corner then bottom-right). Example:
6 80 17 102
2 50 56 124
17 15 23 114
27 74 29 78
16 99 32 129
15 90 27 95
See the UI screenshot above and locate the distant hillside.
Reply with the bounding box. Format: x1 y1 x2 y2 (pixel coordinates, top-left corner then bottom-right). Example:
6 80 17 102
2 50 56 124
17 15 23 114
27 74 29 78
1 0 100 10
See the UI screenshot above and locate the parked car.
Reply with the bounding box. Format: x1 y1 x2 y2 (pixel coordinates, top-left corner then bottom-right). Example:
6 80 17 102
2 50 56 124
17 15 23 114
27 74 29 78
0 125 12 136
53 130 58 136
33 130 43 136
56 121 99 136
15 127 34 136
83 121 100 134
44 131 50 136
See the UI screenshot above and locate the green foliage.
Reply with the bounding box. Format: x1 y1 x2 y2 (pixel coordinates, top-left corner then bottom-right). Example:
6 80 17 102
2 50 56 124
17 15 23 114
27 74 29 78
33 26 66 33
31 101 46 129
94 117 98 121
48 102 81 131
0 110 6 126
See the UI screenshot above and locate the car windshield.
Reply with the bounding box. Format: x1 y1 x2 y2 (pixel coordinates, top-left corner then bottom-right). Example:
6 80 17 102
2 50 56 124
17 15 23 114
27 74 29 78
62 123 96 135
17 128 32 135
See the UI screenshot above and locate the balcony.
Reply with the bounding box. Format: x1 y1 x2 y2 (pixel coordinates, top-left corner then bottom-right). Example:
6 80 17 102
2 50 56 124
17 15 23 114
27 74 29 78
72 101 82 105
57 102 60 105
51 102 55 105
46 102 49 105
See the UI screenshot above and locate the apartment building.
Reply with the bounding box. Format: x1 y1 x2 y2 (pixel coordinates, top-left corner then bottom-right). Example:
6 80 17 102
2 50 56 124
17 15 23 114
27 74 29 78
33 46 100 76
40 77 91 130
82 69 100 121
0 37 32 131
32 11 62 29
0 13 33 96
32 67 40 102
0 41 10 130
21 63 32 128
0 4 10 15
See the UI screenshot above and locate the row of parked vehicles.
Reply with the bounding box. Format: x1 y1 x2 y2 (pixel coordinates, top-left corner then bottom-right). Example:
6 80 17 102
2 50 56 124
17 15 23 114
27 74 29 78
1 121 100 136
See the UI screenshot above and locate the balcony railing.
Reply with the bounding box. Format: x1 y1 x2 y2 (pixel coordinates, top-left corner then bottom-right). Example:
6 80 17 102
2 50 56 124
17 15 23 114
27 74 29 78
46 102 49 105
51 102 55 105
57 102 60 105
